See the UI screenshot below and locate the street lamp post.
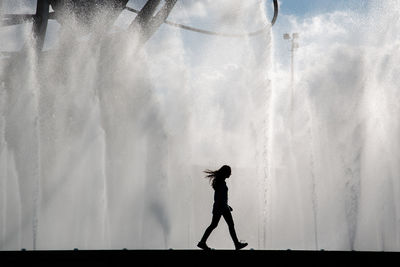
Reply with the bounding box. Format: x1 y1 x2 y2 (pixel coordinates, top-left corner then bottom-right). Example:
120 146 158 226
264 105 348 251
283 33 299 111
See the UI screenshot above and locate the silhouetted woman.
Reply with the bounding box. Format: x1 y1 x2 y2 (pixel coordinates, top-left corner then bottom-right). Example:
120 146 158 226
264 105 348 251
197 165 248 250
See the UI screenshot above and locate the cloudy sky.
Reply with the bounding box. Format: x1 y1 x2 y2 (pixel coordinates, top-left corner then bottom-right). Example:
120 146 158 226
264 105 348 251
277 0 370 18
0 0 379 68
270 0 373 68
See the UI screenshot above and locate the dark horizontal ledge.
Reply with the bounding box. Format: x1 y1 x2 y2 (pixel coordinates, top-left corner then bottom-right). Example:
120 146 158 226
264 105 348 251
0 249 398 266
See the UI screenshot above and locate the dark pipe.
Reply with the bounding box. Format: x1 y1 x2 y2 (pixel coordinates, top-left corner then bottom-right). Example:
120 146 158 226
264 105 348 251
31 0 50 52
126 0 279 38
271 0 279 26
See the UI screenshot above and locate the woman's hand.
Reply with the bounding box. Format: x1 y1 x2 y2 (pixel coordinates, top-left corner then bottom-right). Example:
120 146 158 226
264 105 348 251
228 205 233 212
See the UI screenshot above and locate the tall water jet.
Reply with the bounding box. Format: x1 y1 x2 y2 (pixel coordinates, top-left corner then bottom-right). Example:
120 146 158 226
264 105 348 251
3 0 399 252
269 0 400 251
1 0 274 250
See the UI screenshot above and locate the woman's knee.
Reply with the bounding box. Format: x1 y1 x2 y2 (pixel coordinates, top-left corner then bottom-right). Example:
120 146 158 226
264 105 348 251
209 221 219 229
227 220 235 229
209 214 221 229
223 212 234 226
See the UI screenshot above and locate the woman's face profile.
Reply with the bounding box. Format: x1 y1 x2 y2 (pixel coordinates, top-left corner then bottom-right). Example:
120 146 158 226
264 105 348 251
224 167 231 178
218 165 231 179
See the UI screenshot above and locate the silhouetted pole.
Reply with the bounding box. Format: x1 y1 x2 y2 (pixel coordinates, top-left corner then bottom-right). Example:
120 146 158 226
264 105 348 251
31 0 50 53
129 0 177 46
283 33 299 111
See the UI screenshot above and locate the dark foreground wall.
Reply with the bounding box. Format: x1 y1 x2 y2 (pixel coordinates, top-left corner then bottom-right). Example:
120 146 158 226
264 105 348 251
1 249 398 266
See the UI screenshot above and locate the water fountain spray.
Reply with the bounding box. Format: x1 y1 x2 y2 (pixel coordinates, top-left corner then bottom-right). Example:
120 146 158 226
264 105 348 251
0 0 278 250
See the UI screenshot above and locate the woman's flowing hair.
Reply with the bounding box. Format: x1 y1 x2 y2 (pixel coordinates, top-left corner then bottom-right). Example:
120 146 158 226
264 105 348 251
204 165 231 189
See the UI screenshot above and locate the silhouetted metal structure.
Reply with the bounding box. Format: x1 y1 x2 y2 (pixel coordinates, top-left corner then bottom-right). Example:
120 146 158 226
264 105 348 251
1 0 279 52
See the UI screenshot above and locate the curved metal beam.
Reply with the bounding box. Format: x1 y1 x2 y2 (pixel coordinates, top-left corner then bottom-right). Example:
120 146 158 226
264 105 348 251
1 0 278 51
271 0 279 26
126 0 279 38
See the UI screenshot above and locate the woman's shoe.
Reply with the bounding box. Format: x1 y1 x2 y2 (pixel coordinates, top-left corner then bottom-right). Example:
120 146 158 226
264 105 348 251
235 242 248 250
197 242 212 250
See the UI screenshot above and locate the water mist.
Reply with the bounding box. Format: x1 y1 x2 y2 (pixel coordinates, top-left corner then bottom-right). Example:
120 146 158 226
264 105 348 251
269 0 400 251
0 0 272 250
1 0 400 252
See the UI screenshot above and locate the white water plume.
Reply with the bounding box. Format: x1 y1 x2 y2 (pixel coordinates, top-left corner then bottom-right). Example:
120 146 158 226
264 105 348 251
0 0 272 250
269 0 400 251
1 0 400 251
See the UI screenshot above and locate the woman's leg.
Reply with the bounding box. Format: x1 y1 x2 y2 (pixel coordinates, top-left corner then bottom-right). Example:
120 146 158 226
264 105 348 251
222 210 239 245
199 213 222 244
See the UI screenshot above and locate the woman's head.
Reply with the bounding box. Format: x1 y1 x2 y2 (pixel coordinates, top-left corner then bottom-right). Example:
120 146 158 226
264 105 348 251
218 165 231 178
204 165 231 188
